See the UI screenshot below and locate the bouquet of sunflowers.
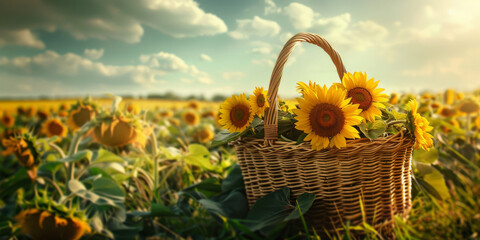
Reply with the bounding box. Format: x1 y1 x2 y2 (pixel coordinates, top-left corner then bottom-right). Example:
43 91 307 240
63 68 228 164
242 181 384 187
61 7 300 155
214 71 434 152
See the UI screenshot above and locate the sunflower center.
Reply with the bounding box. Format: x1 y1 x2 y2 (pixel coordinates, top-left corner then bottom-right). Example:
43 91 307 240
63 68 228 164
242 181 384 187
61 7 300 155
230 104 250 127
186 113 195 122
48 121 64 135
309 103 345 137
257 95 265 108
348 87 373 110
73 107 93 127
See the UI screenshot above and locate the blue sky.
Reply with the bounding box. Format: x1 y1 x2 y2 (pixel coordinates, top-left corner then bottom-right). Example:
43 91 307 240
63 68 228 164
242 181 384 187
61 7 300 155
0 0 479 98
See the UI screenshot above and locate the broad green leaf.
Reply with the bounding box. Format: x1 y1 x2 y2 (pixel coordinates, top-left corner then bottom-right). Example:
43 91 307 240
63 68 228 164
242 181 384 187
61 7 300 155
150 202 176 217
180 178 222 199
92 177 125 200
211 129 245 148
94 149 125 164
184 144 215 171
414 162 450 200
359 120 387 140
285 192 316 221
58 150 92 163
162 146 182 160
392 110 407 120
413 148 438 164
68 179 87 193
199 190 248 219
221 164 244 192
245 187 315 232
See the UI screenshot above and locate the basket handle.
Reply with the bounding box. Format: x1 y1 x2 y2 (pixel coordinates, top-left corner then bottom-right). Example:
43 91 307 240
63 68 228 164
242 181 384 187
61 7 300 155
264 32 347 144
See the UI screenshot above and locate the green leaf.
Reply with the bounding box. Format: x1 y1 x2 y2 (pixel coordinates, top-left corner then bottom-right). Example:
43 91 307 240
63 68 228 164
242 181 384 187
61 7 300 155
94 149 125 164
284 192 315 221
162 146 182 160
221 164 245 192
69 178 124 207
296 133 307 144
413 148 438 164
413 162 450 200
180 178 222 199
392 110 407 120
199 190 248 219
245 187 315 232
359 120 387 140
58 150 92 163
211 129 245 148
184 144 216 171
150 202 176 217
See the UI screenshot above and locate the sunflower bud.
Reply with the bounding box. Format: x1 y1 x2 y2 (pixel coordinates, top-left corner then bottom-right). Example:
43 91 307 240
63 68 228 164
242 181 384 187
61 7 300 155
1 136 37 168
67 105 95 131
90 115 150 148
1 112 15 127
15 209 91 240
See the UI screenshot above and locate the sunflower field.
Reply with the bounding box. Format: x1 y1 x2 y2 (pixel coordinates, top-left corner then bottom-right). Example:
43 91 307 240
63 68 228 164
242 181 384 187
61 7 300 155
1 84 480 240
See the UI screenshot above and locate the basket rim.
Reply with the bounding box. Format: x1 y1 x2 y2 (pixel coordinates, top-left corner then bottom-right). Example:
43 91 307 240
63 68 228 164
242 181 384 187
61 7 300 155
232 130 414 154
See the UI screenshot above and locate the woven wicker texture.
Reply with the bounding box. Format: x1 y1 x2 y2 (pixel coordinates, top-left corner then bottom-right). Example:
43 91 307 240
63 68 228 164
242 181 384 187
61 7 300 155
234 32 414 232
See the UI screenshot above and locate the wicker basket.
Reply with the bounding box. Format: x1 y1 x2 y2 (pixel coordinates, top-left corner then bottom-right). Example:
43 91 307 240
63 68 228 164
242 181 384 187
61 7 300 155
233 32 414 232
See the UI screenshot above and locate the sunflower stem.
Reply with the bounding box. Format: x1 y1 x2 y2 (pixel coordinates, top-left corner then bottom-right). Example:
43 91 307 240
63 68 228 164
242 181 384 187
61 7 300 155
49 142 66 159
150 130 159 201
386 120 407 127
466 113 471 144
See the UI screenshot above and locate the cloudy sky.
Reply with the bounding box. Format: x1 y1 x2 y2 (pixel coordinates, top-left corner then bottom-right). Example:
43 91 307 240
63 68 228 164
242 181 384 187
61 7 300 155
0 0 479 98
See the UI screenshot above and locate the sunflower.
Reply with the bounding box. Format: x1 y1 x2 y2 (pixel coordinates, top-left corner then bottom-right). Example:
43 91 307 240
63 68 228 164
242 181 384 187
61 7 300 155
1 112 14 127
182 110 199 126
188 100 200 110
437 106 457 118
293 83 363 150
444 89 455 105
36 109 50 121
408 99 434 151
126 102 139 115
389 93 399 105
296 80 320 96
67 105 95 131
430 102 441 109
42 119 68 138
458 99 479 114
58 110 69 117
219 94 254 133
1 136 37 168
90 115 149 148
193 125 215 143
15 209 91 240
159 110 174 118
201 110 217 119
250 87 269 117
475 115 480 130
441 118 459 134
456 92 464 101
169 118 180 127
334 72 388 122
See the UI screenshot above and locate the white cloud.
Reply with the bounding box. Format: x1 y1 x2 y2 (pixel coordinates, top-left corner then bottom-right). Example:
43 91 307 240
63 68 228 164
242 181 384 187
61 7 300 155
140 52 213 84
265 0 281 15
0 29 45 49
200 54 212 62
0 49 214 96
229 16 281 40
252 58 274 67
251 41 274 55
222 72 246 80
0 0 228 48
84 48 104 60
282 4 388 51
284 3 316 30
